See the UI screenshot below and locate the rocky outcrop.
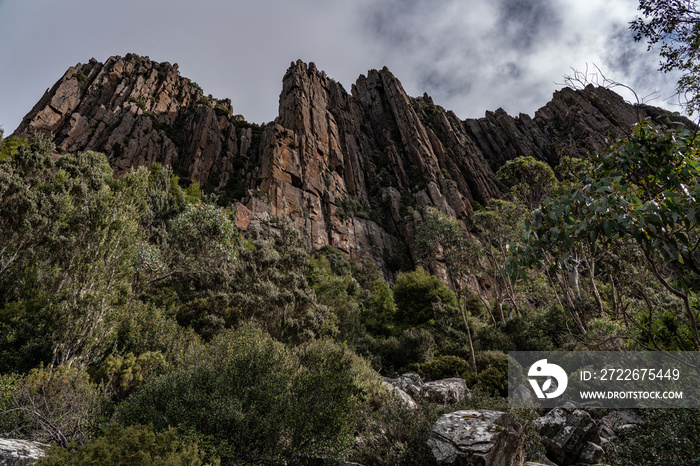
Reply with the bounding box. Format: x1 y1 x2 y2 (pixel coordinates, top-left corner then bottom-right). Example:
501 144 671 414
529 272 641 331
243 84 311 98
427 410 524 466
0 439 47 466
464 85 689 172
14 54 259 189
383 373 471 405
13 55 685 276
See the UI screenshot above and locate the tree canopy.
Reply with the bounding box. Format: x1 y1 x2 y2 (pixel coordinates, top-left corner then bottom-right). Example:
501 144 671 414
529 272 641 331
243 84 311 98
632 0 700 114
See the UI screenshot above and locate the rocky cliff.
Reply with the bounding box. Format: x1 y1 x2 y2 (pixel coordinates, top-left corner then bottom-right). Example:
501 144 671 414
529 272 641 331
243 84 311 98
13 54 682 276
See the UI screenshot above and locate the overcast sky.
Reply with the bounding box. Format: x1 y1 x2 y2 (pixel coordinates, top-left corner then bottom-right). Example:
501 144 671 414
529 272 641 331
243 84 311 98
0 0 682 134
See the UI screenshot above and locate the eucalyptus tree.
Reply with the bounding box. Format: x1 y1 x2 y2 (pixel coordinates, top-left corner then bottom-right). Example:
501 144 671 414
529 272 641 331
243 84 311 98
416 207 481 372
513 121 700 350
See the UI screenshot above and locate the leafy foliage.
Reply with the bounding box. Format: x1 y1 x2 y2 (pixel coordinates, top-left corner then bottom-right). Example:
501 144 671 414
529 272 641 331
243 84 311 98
38 423 211 466
631 0 700 114
415 207 481 371
116 324 370 464
513 121 700 349
393 267 458 328
496 155 557 210
2 363 107 446
0 139 150 369
612 409 700 465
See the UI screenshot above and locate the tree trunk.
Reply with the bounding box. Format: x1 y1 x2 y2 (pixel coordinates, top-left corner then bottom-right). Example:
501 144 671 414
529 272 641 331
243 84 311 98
496 299 506 325
587 257 605 316
457 291 477 373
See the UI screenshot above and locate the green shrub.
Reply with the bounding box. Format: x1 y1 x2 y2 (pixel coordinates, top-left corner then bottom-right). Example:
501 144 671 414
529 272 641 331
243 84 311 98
611 409 700 465
336 197 368 220
501 316 555 351
358 327 434 373
411 355 471 381
0 373 20 432
316 245 354 276
0 133 25 161
475 326 516 352
463 351 509 396
3 363 107 445
38 423 212 466
352 397 439 466
214 106 229 118
129 96 147 110
73 70 88 84
114 301 203 362
393 267 458 328
116 325 369 464
92 351 165 401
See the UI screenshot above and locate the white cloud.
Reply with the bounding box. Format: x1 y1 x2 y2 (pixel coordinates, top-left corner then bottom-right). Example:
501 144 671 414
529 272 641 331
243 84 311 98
0 0 683 133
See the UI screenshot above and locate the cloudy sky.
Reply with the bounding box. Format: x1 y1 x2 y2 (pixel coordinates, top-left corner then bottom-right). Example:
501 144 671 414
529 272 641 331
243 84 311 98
0 0 682 134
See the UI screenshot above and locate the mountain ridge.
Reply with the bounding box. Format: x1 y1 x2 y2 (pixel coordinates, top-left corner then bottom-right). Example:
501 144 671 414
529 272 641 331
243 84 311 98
12 54 686 276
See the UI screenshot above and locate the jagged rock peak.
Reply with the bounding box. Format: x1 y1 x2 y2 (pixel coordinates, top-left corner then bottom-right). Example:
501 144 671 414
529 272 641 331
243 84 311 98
14 54 257 187
13 55 688 278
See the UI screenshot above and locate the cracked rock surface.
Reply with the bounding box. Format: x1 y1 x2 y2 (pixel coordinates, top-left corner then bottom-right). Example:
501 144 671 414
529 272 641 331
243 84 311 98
427 410 524 465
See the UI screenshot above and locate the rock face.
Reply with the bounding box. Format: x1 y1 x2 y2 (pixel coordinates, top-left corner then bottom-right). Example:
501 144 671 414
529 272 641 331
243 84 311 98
427 410 524 466
535 406 602 465
0 439 47 466
14 54 252 188
13 54 685 276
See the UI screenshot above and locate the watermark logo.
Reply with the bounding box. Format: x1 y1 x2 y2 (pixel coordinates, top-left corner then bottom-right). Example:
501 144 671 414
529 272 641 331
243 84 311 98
510 352 699 408
528 359 568 399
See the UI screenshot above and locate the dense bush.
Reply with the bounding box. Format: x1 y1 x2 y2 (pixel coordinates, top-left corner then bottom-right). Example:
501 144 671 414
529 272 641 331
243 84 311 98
116 325 375 464
612 409 700 465
393 267 458 328
38 423 211 466
409 355 471 381
92 351 165 401
462 351 509 396
2 363 107 446
357 327 434 373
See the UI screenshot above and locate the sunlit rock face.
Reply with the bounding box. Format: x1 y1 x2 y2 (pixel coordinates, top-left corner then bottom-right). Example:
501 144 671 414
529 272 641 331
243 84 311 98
15 54 683 277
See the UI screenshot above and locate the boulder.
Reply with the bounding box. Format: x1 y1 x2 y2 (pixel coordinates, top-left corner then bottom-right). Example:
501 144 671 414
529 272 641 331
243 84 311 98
578 441 605 464
384 373 471 405
392 372 424 397
535 407 601 465
0 439 48 466
421 378 470 404
427 410 524 466
382 381 418 410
